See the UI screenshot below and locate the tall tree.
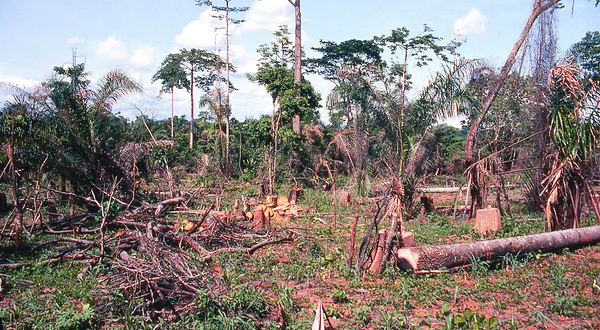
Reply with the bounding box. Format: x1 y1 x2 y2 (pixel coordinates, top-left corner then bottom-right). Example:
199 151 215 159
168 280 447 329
462 0 561 217
287 0 302 83
153 49 229 149
251 26 320 192
379 25 461 171
196 0 249 173
151 55 187 140
310 38 383 194
287 0 302 133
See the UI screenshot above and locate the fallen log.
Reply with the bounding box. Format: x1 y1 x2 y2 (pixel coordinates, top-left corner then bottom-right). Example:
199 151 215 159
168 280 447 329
397 225 600 271
416 187 467 193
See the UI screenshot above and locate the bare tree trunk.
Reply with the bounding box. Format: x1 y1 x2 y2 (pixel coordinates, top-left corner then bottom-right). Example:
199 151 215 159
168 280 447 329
289 0 302 133
291 0 301 84
171 86 174 140
398 225 600 271
464 0 559 164
9 112 21 250
225 0 232 175
189 67 194 149
398 49 409 171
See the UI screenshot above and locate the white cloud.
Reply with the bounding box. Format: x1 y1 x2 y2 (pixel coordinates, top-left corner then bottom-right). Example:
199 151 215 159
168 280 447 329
0 74 40 104
175 9 229 49
67 36 85 45
453 9 487 37
97 35 129 62
230 44 259 74
230 77 273 120
0 74 39 89
95 36 155 69
130 45 155 67
243 0 293 32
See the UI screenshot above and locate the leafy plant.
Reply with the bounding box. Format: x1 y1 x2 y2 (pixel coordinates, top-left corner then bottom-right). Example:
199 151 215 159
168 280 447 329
440 303 499 329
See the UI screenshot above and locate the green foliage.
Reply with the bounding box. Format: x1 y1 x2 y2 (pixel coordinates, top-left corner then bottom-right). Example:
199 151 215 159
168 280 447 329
55 303 96 330
308 38 383 81
352 304 372 325
440 303 499 330
432 124 466 172
568 30 600 81
228 283 268 316
0 63 140 194
330 288 350 304
380 25 462 67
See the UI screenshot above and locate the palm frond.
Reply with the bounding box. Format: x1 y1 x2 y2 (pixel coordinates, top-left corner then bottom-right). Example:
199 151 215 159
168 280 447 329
91 70 142 114
418 58 482 120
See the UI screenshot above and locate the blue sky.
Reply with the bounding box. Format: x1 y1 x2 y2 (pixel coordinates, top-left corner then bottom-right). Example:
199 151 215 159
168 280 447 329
1 0 598 124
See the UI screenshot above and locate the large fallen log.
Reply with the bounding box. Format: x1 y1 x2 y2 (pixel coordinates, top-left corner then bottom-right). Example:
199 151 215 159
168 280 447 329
397 225 600 271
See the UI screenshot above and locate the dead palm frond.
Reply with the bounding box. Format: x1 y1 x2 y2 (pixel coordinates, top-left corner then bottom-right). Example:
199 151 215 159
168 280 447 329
543 57 600 230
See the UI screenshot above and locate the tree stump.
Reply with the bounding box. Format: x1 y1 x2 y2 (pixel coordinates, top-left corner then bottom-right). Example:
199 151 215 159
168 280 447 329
276 195 289 206
475 208 501 235
252 206 265 228
369 230 388 274
288 187 303 203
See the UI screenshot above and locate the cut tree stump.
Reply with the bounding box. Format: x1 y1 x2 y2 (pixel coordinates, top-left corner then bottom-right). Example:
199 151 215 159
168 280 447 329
288 187 303 203
397 225 600 272
369 230 388 274
475 208 501 234
252 205 265 228
401 231 415 247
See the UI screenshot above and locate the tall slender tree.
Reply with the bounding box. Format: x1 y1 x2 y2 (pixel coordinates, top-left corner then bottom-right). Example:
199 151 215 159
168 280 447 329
380 25 461 171
287 0 302 84
287 0 303 133
153 48 229 149
196 0 249 173
151 55 187 140
250 26 320 192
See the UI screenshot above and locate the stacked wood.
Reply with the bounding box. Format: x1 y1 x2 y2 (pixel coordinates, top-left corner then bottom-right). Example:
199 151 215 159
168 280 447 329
276 195 288 206
265 195 275 206
397 225 600 272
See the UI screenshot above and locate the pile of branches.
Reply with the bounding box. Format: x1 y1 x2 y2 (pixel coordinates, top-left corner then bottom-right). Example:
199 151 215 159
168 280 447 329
0 192 293 320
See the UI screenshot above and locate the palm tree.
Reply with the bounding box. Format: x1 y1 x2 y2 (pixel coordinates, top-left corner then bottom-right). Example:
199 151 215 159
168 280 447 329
4 64 141 195
543 58 600 230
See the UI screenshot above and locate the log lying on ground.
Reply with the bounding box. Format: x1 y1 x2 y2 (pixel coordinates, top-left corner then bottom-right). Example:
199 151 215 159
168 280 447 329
397 225 600 271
